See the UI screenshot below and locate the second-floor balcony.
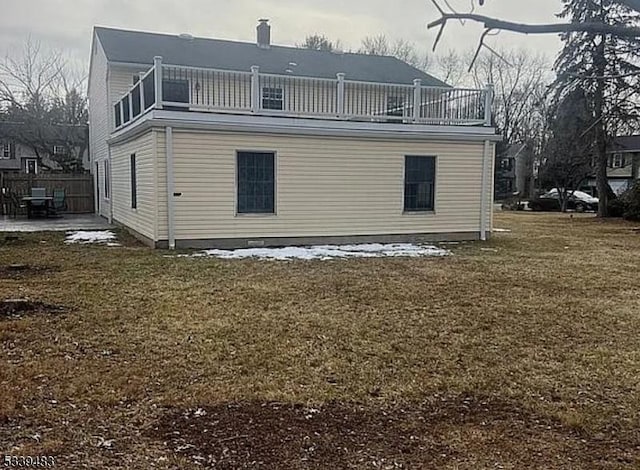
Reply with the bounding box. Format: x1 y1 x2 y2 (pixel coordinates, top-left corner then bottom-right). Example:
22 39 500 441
113 56 493 132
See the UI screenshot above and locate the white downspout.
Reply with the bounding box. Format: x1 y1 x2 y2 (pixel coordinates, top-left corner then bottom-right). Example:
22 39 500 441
165 126 175 250
108 145 113 224
480 139 491 241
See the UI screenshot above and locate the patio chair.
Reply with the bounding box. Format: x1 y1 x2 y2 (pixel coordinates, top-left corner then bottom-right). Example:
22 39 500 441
49 188 67 216
29 187 47 218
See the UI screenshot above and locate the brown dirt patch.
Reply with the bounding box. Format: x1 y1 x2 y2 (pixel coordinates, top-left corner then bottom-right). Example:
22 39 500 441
0 264 58 279
150 396 637 469
0 299 66 319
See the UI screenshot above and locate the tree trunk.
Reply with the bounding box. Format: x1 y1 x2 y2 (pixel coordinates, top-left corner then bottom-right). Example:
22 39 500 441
594 35 609 217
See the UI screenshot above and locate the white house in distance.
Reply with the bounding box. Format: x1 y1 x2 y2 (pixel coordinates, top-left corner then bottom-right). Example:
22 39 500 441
88 21 498 249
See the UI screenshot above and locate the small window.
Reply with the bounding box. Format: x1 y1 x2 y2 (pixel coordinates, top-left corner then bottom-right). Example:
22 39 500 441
237 151 275 214
612 153 625 168
1 142 11 159
499 158 513 171
25 158 38 175
386 96 405 117
53 145 65 155
104 160 110 199
130 154 137 209
262 87 283 110
404 156 436 212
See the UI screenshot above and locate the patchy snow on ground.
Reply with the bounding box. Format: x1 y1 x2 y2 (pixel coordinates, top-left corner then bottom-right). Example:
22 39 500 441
65 230 119 245
492 228 512 233
182 243 450 261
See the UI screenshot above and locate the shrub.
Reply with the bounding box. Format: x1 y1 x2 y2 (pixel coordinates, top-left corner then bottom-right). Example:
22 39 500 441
622 181 640 221
610 181 640 221
608 197 626 218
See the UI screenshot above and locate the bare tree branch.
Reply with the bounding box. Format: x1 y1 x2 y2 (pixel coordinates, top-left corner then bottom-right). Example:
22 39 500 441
428 0 640 40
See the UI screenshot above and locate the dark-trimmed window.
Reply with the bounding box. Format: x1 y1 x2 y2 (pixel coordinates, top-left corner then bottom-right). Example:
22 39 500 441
237 151 275 214
1 141 12 159
387 96 405 117
262 87 283 110
130 153 137 209
404 156 436 212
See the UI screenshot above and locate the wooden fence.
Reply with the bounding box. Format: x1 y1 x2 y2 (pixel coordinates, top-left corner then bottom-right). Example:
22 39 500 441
0 173 94 215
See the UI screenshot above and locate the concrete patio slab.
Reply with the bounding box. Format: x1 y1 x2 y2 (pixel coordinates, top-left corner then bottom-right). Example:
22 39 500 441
0 214 112 232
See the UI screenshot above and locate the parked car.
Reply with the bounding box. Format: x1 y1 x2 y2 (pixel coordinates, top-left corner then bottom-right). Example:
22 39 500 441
529 189 599 212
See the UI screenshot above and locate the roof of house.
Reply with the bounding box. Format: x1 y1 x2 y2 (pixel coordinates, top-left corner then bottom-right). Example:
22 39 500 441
0 121 87 143
612 135 640 152
94 26 448 86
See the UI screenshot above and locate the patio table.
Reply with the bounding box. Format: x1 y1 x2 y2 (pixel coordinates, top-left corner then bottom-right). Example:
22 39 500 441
22 196 54 219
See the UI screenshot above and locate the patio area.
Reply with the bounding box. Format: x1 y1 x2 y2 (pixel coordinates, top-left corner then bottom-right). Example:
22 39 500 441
0 214 112 232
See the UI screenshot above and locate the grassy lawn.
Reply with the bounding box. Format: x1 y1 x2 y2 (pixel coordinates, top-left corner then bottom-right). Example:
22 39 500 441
1 212 639 469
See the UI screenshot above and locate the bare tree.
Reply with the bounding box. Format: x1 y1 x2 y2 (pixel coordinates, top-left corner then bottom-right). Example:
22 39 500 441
360 35 430 71
298 35 339 52
471 49 551 146
429 49 473 86
428 0 640 47
0 37 88 172
427 0 640 216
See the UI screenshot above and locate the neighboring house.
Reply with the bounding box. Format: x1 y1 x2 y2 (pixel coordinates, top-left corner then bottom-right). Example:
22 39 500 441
88 22 498 249
0 121 90 177
605 135 640 194
495 143 529 199
582 135 640 196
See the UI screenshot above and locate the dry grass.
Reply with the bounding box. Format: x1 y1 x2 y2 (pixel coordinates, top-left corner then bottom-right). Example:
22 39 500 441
1 212 639 468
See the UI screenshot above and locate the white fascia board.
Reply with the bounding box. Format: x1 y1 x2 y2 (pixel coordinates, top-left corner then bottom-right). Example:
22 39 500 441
108 110 502 145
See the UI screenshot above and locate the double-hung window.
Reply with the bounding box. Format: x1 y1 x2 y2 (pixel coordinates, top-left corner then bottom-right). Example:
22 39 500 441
262 87 283 110
1 142 11 159
612 153 625 168
237 152 275 214
404 156 436 212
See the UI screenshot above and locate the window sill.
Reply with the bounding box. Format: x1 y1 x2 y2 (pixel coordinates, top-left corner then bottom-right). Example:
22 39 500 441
403 210 436 216
235 212 277 218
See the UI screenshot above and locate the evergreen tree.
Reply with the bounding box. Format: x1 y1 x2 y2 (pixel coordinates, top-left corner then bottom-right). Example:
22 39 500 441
554 0 640 215
540 88 596 211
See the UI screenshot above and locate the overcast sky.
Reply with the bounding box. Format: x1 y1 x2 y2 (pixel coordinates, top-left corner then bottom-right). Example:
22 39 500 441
0 0 563 76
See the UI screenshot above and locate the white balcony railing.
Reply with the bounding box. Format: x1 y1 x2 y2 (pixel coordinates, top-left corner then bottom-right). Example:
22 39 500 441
113 56 493 131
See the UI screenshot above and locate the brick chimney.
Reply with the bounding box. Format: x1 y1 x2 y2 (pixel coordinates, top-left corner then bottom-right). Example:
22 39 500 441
257 19 271 49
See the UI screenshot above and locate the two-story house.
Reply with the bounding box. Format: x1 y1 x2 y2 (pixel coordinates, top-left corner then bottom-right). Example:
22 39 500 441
0 121 90 177
606 135 640 194
88 21 499 249
579 135 640 196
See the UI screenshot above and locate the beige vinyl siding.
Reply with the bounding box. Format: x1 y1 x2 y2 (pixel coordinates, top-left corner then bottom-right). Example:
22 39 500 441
110 130 156 239
88 37 110 218
159 130 492 241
